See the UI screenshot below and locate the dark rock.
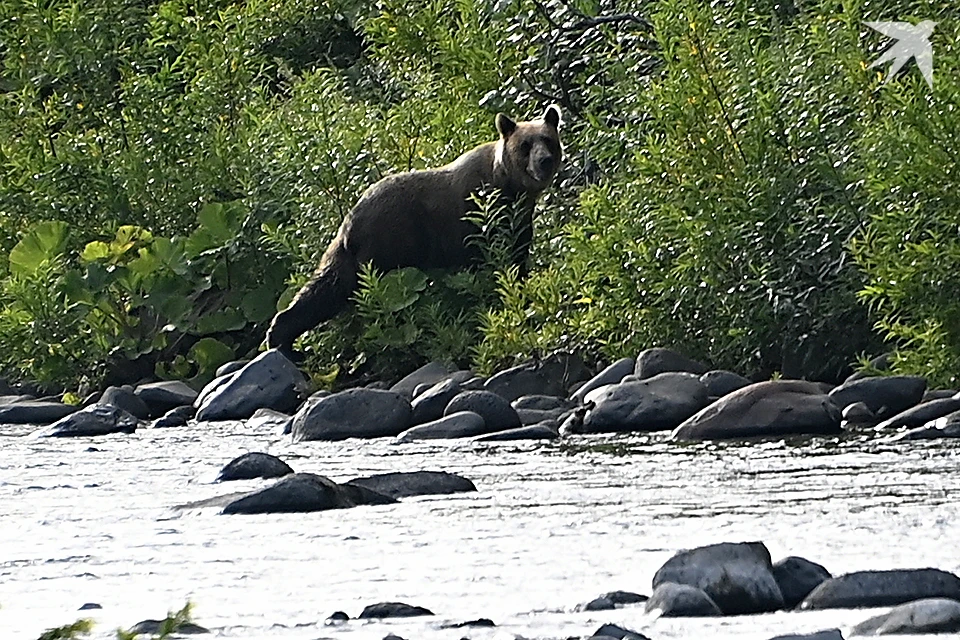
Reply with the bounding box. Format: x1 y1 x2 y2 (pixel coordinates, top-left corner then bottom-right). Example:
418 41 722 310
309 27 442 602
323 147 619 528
0 400 77 424
358 602 434 619
635 348 708 379
326 611 349 623
774 556 832 609
512 394 574 411
221 473 395 514
828 375 926 418
195 349 308 421
32 404 138 438
383 634 405 640
215 359 249 377
397 411 487 442
579 373 709 434
474 422 560 441
558 406 587 435
0 394 35 405
149 405 195 428
245 407 292 433
441 618 496 628
390 361 457 397
700 370 752 397
291 388 412 441
99 385 151 419
850 598 960 636
645 582 722 617
672 380 841 441
923 389 957 402
800 568 960 610
217 452 294 481
516 407 568 425
483 352 590 402
445 390 520 432
652 541 785 615
580 591 648 611
128 619 209 635
78 603 102 610
461 376 486 390
572 358 635 403
874 397 960 431
888 419 960 441
345 470 476 499
590 623 651 640
767 631 844 640
411 378 463 425
842 402 875 425
134 380 199 417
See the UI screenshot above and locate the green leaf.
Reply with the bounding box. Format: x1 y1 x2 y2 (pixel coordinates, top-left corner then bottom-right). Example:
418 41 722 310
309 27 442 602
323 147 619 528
188 337 235 374
197 202 241 245
79 241 111 263
195 308 246 334
241 285 278 323
9 221 69 276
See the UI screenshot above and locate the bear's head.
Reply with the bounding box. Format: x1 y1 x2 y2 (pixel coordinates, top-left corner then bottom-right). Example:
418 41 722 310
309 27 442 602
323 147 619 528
494 105 562 192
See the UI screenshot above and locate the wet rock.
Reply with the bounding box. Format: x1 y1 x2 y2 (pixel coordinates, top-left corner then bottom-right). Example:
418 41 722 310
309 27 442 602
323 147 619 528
842 402 876 426
134 380 199 417
634 348 709 379
445 390 520 432
195 349 309 421
579 373 709 434
0 394 35 405
887 418 960 441
345 470 476 499
78 603 102 610
850 598 960 636
325 611 349 623
672 380 841 441
652 541 785 615
245 407 292 433
390 361 457 397
873 397 960 431
474 422 560 441
512 394 574 411
773 556 832 609
99 385 151 419
221 473 395 514
149 405 195 428
217 452 294 481
645 582 722 617
215 359 249 377
572 358 635 403
828 375 926 419
580 590 648 611
358 602 434 619
767 631 844 640
590 623 651 640
397 411 487 442
922 389 957 402
0 400 77 424
32 404 138 438
383 634 405 640
128 619 209 635
441 618 496 628
291 388 412 441
516 407 568 425
800 568 960 610
559 406 587 435
700 370 752 397
411 378 463 425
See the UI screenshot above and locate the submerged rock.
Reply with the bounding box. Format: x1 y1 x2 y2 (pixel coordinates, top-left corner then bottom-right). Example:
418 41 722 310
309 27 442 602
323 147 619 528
773 556 832 609
580 373 709 434
850 598 960 636
589 623 651 640
652 541 784 615
221 473 395 514
580 590 648 611
291 388 412 441
645 582 722 617
32 404 138 438
345 470 476 499
195 349 308 421
217 452 294 481
358 602 434 619
800 568 960 610
127 619 209 635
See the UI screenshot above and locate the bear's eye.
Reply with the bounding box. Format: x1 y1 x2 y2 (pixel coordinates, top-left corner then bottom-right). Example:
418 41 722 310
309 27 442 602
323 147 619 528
520 140 532 154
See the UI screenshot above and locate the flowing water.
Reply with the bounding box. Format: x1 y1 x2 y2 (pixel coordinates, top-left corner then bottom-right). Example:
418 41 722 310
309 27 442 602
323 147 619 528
1 421 958 640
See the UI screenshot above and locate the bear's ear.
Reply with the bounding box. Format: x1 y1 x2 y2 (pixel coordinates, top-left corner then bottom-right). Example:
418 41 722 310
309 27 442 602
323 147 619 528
543 105 561 129
496 113 517 138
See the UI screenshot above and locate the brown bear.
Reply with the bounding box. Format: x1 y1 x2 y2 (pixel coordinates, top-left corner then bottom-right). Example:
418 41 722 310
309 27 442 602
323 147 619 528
266 105 563 353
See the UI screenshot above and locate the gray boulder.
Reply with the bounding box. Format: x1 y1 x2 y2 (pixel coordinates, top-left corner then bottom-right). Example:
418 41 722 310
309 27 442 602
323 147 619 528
652 541 785 615
516 407 568 425
767 631 844 640
850 598 960 636
774 556 832 609
0 400 77 424
635 348 708 379
672 380 841 441
127 619 208 635
579 591 647 611
389 362 457 397
645 582 722 617
195 349 308 421
843 402 876 426
215 359 249 377
800 568 960 610
410 378 463 425
358 602 434 618
397 411 487 442
483 352 591 402
291 388 412 441
32 404 138 437
149 405 195 428
700 370 752 397
589 623 651 640
571 358 635 403
512 394 574 411
99 385 151 419
217 452 294 481
346 470 476 499
221 473 395 514
474 422 560 441
579 373 709 434
873 397 960 431
445 390 520 432
134 380 199 417
828 375 926 418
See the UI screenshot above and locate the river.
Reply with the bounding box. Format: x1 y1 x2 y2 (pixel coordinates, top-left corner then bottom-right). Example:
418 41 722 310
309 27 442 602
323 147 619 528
2 421 957 639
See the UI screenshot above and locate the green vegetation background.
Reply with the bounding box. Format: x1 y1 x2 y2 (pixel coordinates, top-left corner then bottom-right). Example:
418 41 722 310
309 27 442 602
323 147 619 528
1 0 958 392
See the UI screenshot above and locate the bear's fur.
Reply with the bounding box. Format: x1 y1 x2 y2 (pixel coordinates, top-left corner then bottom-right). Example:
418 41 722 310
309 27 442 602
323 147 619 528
266 106 563 352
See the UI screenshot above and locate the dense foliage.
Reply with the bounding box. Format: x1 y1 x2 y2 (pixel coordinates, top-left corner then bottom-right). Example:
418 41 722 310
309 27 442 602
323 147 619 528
1 0 958 390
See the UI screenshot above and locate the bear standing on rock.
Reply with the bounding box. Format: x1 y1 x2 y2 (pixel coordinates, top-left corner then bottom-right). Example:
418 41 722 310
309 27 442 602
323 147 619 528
266 106 563 353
